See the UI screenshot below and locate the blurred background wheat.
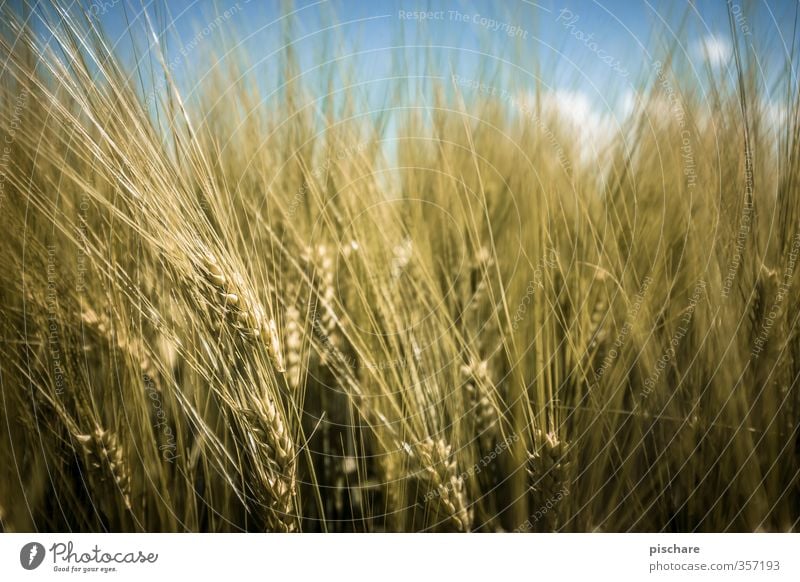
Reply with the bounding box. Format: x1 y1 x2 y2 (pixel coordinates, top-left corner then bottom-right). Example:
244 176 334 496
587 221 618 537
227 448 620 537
1 0 799 532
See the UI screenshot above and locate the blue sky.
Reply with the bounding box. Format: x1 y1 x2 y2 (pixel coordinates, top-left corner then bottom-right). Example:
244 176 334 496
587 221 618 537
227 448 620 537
86 2 795 93
21 0 796 139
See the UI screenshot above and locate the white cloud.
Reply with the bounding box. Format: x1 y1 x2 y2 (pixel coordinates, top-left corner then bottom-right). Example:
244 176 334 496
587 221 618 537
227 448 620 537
694 35 731 66
540 90 618 164
761 100 788 128
618 89 638 119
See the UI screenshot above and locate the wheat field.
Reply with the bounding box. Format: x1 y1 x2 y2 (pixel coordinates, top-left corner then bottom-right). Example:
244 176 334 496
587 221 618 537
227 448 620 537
0 0 799 533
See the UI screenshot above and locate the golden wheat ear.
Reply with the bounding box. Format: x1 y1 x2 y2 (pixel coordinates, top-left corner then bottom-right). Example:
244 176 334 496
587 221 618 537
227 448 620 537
406 437 472 532
284 304 303 390
199 250 286 371
240 395 297 531
75 426 132 511
527 429 572 530
461 358 499 450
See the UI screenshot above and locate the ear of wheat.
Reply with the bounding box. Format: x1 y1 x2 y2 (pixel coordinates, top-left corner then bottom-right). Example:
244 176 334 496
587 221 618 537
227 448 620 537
199 251 286 372
584 271 609 365
527 429 572 531
406 437 472 532
468 246 494 320
81 307 162 393
311 244 341 364
461 358 499 450
240 395 297 532
284 304 303 390
75 426 132 512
